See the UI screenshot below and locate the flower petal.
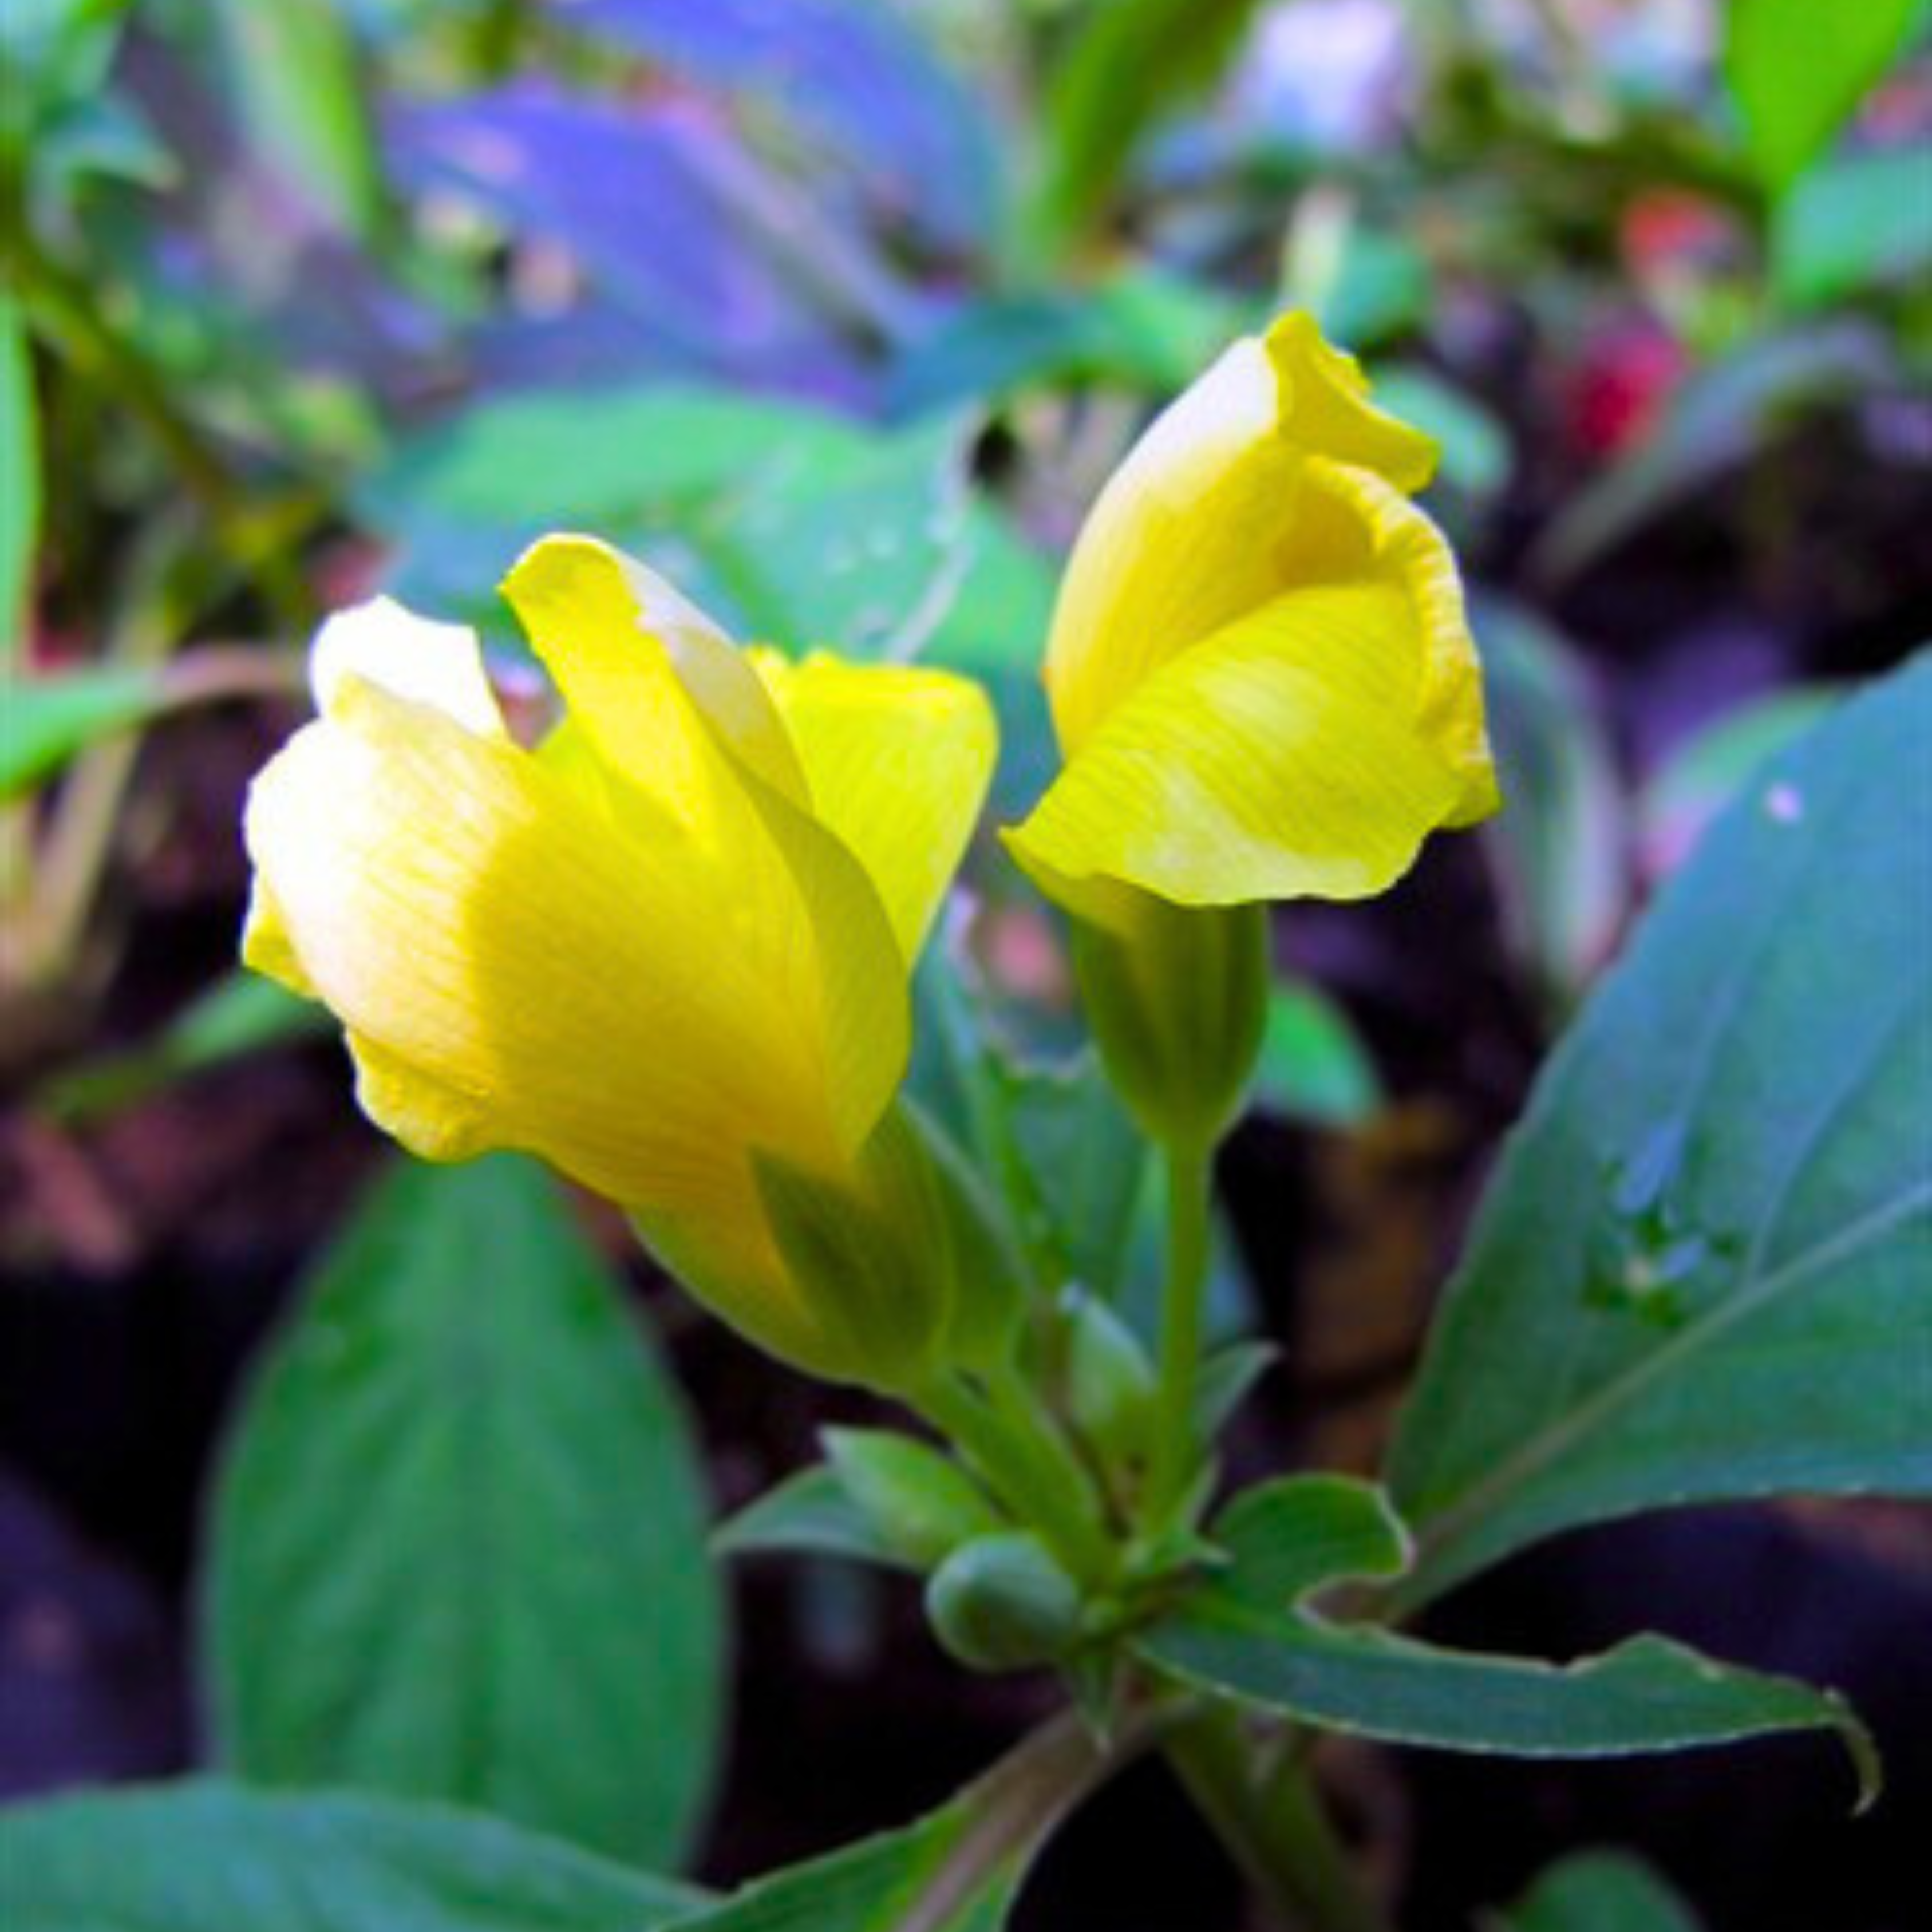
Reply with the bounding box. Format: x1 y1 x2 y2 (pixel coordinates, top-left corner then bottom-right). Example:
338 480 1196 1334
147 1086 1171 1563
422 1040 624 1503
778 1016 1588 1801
310 596 507 738
501 534 909 1152
243 677 837 1212
1041 310 1441 756
1007 579 1481 912
752 650 998 963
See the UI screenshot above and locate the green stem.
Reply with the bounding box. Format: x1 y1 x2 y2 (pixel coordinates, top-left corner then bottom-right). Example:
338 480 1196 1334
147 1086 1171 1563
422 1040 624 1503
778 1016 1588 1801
1168 1709 1393 1932
1147 1139 1213 1524
913 1372 1115 1588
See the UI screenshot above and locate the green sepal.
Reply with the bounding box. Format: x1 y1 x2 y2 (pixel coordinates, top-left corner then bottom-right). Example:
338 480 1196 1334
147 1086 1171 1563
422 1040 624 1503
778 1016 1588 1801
750 1101 954 1392
822 1427 1005 1571
1061 1286 1158 1466
1071 896 1269 1151
925 1530 1084 1672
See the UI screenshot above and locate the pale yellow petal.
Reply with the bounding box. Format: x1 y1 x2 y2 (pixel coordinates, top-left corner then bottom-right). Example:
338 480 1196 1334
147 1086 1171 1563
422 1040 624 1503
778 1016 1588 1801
1007 580 1476 910
309 596 506 738
1041 310 1441 755
242 679 839 1213
752 649 998 963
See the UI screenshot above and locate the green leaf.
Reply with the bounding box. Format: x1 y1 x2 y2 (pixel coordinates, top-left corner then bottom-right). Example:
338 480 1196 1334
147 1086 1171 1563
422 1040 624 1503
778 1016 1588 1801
1492 1850 1705 1932
824 1427 1005 1570
670 1720 1109 1931
1136 1479 1876 1797
368 386 974 662
1476 599 1629 1006
1723 0 1927 192
0 666 166 800
1389 659 1932 1609
1 298 38 650
1773 145 1932 310
1638 685 1839 878
884 271 1250 419
39 971 329 1123
0 1781 704 1932
204 1155 725 1870
1254 979 1382 1128
1030 0 1267 251
714 1464 907 1570
210 0 385 240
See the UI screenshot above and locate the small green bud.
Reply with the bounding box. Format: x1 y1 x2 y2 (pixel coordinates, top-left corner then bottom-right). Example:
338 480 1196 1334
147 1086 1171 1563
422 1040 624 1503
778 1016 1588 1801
1071 898 1267 1151
823 1427 1003 1571
924 1531 1084 1672
1061 1287 1157 1465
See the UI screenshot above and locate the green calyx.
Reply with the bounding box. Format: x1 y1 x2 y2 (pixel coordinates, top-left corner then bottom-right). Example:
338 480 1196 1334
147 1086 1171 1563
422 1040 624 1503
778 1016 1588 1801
1071 896 1268 1153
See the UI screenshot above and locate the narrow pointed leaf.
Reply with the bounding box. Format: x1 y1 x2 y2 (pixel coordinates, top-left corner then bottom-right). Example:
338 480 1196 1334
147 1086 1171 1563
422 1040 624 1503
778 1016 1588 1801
1136 1479 1876 1800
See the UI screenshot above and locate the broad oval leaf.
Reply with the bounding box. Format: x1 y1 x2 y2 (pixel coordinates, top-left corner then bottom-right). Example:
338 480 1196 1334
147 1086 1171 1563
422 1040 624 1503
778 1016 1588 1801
1389 660 1932 1609
204 1153 726 1870
0 1781 703 1932
1136 1478 1876 1799
1 296 37 646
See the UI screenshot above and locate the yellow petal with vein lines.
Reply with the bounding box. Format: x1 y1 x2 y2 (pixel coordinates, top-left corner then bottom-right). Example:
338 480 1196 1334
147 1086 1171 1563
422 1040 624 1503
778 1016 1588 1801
1042 310 1440 755
753 650 998 963
1007 582 1477 910
243 677 839 1218
501 534 909 1152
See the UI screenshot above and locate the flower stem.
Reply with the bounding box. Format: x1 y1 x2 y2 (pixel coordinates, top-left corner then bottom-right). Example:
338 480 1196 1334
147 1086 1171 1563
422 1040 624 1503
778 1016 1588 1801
1167 1709 1393 1932
1147 1138 1213 1524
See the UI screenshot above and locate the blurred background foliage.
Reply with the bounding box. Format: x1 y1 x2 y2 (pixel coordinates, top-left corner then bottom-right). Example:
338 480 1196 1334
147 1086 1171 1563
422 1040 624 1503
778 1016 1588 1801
1 2 1929 1927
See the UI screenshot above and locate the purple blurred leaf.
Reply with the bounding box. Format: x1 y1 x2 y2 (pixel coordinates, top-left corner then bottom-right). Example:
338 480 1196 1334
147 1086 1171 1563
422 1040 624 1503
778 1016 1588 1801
386 84 873 394
563 0 1002 253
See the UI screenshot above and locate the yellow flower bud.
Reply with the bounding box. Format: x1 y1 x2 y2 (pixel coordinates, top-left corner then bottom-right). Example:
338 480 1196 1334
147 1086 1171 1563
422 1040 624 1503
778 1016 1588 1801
1006 310 1499 924
243 536 997 1388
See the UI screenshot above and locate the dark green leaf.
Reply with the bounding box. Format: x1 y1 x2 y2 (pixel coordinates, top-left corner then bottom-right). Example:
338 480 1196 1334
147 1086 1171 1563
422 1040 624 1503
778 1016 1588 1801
1137 1480 1875 1796
0 1781 704 1932
1723 0 1927 191
1773 145 1932 310
1390 660 1932 1609
1254 980 1382 1128
1492 1849 1705 1932
1638 685 1839 878
671 1718 1110 1931
205 1155 725 1869
713 1464 906 1570
0 667 165 800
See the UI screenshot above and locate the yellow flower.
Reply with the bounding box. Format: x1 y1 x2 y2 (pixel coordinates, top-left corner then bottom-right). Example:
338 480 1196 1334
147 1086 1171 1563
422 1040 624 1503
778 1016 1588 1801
1006 310 1499 929
244 536 997 1386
